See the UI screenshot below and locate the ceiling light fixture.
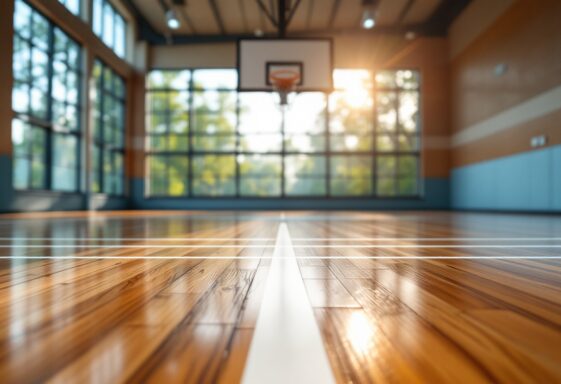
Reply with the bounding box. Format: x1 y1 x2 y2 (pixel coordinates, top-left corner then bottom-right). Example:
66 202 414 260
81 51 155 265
166 9 181 29
361 0 378 30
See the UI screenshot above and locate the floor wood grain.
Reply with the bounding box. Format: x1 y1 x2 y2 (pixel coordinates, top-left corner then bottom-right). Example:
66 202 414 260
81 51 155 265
0 211 559 383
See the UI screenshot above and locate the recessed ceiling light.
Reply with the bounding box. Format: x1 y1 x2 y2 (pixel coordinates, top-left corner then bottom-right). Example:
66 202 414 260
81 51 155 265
166 9 180 30
361 9 376 29
405 31 416 40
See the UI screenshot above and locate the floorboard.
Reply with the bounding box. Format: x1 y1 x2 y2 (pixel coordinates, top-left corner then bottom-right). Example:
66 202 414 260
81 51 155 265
0 211 559 383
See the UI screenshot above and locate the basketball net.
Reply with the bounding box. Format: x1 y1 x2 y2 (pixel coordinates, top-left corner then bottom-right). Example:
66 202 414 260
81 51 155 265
269 70 300 108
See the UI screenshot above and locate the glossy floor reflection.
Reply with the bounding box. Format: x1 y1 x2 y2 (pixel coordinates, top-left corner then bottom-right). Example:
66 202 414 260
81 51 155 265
0 211 560 383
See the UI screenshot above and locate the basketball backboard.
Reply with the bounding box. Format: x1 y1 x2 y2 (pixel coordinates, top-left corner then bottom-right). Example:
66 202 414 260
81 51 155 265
237 38 334 93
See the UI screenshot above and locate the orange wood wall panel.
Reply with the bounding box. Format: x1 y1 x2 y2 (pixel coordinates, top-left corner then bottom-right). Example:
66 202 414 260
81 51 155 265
0 0 15 156
451 0 561 133
453 108 561 168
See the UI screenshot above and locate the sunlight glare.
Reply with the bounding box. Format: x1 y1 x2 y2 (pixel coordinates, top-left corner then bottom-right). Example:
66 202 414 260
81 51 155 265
346 311 376 356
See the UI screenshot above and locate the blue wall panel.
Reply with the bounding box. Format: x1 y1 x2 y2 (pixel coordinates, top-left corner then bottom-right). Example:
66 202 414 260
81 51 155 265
452 144 561 212
553 146 561 210
131 178 449 210
0 155 12 213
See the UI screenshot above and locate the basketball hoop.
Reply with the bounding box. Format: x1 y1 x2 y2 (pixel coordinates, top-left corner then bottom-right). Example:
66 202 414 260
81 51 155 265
269 69 300 106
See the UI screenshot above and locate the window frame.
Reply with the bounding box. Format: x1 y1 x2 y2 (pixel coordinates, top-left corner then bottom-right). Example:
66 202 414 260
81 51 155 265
12 0 82 193
91 0 127 59
92 59 126 196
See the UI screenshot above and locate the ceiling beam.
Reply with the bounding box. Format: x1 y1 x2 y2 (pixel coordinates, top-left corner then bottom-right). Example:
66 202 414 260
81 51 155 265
278 0 287 36
423 0 471 35
397 0 415 25
121 0 166 43
327 0 341 28
238 0 249 32
306 0 314 29
255 0 278 27
132 0 473 45
286 0 302 25
209 0 226 34
178 7 197 34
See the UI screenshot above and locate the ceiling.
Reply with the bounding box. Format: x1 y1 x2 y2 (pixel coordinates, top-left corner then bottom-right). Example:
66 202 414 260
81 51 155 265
127 0 471 44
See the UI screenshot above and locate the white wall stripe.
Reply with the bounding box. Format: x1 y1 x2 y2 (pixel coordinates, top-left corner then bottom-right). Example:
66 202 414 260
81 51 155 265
452 84 561 147
242 223 336 384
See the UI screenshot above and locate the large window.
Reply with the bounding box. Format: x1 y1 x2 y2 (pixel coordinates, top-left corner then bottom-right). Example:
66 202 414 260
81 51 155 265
92 0 126 58
145 69 420 198
12 0 82 192
92 60 126 195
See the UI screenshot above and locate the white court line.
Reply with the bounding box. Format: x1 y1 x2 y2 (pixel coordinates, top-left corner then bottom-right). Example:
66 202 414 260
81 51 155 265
242 223 336 384
4 244 561 249
3 237 561 242
1 256 561 260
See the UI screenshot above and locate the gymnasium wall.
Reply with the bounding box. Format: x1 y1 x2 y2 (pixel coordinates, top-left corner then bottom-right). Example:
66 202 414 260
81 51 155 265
136 36 451 210
449 0 561 211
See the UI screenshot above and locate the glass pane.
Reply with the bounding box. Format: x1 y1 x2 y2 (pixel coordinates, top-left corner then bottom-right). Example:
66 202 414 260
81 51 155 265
239 93 280 133
376 92 397 133
240 178 281 196
102 3 114 48
148 70 190 90
192 155 236 196
192 110 236 134
31 11 49 50
12 82 30 114
330 134 372 152
114 15 126 58
14 0 32 39
376 135 397 152
333 69 372 90
239 134 282 153
170 112 189 134
93 0 103 36
285 93 326 134
377 178 396 196
193 90 236 112
147 113 167 134
396 70 420 90
377 155 396 177
375 71 396 89
397 134 419 151
192 69 237 89
30 127 46 189
284 155 326 196
193 134 236 152
52 134 78 191
147 155 167 196
331 178 372 196
168 156 189 196
12 37 30 82
239 154 282 177
285 134 326 152
330 155 372 196
398 155 418 178
398 92 419 133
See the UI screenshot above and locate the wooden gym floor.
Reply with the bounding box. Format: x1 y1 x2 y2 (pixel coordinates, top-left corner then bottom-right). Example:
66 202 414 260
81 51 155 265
0 211 560 383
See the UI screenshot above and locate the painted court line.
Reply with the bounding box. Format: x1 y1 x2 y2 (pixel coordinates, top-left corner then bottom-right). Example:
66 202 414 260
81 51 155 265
242 223 335 384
